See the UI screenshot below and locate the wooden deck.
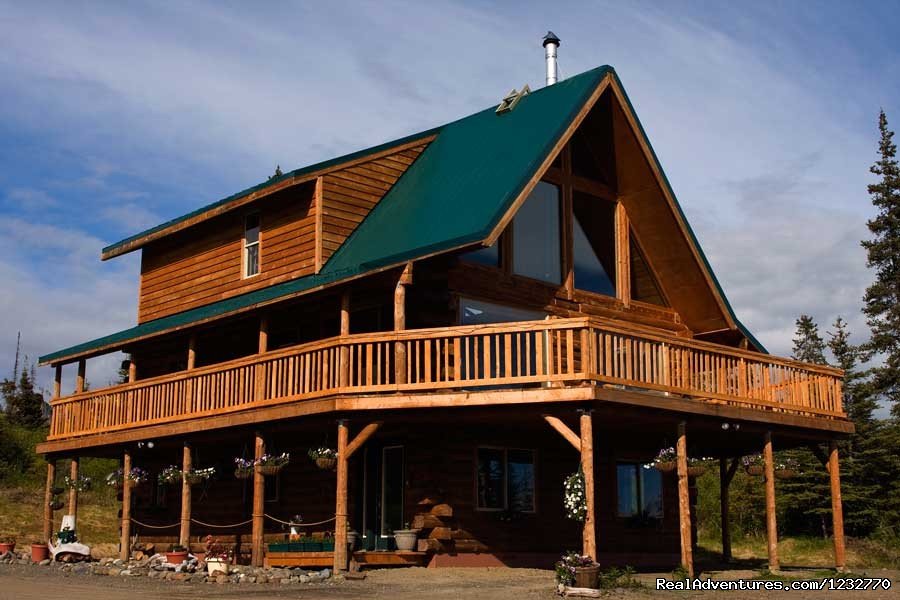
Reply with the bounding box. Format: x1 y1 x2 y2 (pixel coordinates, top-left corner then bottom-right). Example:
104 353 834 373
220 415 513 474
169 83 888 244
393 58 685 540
44 317 845 444
265 550 428 569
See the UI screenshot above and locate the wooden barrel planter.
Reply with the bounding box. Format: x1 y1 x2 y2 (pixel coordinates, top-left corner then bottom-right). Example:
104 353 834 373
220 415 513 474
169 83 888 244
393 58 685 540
315 456 337 471
655 461 676 473
574 564 600 589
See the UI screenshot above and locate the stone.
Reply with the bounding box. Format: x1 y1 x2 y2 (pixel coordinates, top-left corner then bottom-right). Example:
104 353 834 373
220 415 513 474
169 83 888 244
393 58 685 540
39 559 51 566
215 575 228 584
298 575 311 584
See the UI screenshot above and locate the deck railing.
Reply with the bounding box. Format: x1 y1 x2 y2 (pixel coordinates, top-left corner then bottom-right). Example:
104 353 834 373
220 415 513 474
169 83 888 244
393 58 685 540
47 318 845 440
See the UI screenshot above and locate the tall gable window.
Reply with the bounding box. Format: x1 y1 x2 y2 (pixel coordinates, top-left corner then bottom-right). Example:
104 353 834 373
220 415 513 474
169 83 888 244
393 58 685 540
573 191 616 296
513 181 561 284
243 214 260 278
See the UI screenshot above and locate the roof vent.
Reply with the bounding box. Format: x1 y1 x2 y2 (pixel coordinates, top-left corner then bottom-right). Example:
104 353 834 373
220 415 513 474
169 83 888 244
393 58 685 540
496 84 531 114
542 31 560 86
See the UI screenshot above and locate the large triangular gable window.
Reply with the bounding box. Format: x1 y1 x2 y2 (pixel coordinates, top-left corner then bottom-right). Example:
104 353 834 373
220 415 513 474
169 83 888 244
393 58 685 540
573 190 616 296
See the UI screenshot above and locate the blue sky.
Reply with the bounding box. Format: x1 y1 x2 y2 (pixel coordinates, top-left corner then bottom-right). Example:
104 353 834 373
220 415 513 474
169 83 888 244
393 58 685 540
0 1 898 405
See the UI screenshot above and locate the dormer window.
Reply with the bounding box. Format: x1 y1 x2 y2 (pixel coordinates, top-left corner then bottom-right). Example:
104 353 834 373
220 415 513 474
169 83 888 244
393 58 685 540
243 213 260 278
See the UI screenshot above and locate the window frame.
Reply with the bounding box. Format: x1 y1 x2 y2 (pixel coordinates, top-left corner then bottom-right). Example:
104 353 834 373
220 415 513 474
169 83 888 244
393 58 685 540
615 461 664 520
474 446 537 513
242 212 261 279
510 181 563 286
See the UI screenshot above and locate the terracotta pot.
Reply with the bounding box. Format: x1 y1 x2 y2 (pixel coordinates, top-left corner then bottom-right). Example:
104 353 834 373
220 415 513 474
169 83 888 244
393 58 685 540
315 457 337 471
166 551 189 565
31 543 49 563
745 465 764 477
0 542 15 554
574 564 600 589
655 461 676 473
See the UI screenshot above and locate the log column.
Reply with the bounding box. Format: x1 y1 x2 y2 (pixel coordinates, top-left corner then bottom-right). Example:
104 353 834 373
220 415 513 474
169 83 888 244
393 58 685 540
579 411 596 560
67 458 79 523
128 357 137 383
179 443 192 547
763 431 780 572
334 420 350 572
75 359 85 394
42 460 56 542
120 450 133 561
719 457 738 562
394 263 412 384
251 433 266 567
828 441 846 571
676 421 694 577
339 292 350 387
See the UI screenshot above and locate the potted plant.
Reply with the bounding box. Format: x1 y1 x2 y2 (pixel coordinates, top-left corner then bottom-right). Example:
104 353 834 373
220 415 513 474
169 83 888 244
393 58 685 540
107 467 149 489
183 466 216 485
687 457 711 477
563 470 587 522
203 536 230 575
158 465 183 486
256 452 290 476
392 523 419 552
651 447 677 473
31 541 49 563
308 447 337 471
0 537 15 554
555 551 599 589
743 454 765 476
166 544 189 565
234 458 254 479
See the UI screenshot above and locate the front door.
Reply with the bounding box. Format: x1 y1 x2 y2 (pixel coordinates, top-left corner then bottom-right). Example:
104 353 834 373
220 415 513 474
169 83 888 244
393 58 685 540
355 444 405 549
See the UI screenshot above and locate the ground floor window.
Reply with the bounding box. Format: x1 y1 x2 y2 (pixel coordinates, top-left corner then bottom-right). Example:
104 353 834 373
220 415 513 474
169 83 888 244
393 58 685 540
475 447 536 512
616 463 663 519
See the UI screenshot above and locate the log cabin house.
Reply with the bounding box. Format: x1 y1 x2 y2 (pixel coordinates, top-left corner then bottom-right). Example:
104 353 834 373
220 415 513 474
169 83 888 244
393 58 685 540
36 46 852 575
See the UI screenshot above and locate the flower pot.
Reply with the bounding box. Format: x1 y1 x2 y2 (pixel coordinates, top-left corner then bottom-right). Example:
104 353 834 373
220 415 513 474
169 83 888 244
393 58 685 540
206 558 228 576
31 543 49 563
687 465 706 477
574 564 600 589
775 469 797 480
655 461 676 473
745 465 764 477
234 468 253 480
315 456 337 471
165 551 189 565
0 542 15 554
393 529 419 552
257 464 282 476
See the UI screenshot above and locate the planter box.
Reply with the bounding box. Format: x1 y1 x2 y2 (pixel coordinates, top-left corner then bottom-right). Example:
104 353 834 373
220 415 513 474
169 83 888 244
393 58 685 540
574 564 600 589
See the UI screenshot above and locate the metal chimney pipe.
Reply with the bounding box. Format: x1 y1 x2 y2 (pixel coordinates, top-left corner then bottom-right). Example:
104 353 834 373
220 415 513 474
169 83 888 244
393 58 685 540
543 31 560 86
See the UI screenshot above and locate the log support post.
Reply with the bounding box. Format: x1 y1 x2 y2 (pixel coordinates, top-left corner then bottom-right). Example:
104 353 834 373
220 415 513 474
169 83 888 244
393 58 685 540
676 421 694 577
719 457 738 562
43 460 56 542
394 263 412 384
128 357 137 383
187 335 197 370
334 420 382 572
67 457 79 524
251 432 266 567
75 359 85 394
763 431 780 572
258 316 269 354
120 450 133 561
180 442 192 547
828 441 846 571
340 292 350 388
53 365 62 399
542 413 596 560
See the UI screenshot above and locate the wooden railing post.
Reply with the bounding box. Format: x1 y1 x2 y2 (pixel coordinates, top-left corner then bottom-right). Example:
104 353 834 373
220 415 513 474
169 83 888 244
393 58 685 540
120 450 132 561
340 292 351 388
763 431 780 572
179 442 192 547
394 264 412 385
676 421 694 577
43 460 56 543
251 432 265 567
828 441 846 571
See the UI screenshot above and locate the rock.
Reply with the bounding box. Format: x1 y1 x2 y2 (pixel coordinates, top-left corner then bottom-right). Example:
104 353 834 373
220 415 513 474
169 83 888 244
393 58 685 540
216 575 228 584
73 564 90 575
320 568 332 579
39 559 51 566
298 575 311 583
280 579 294 585
113 559 123 567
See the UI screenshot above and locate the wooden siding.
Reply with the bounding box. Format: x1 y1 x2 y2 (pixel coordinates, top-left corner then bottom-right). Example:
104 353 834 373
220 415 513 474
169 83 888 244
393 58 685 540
320 144 428 264
138 184 318 322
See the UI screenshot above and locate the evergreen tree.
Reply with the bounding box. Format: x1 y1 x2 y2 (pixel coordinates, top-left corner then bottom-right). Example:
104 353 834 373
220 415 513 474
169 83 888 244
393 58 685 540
792 314 827 365
861 110 900 415
4 359 46 428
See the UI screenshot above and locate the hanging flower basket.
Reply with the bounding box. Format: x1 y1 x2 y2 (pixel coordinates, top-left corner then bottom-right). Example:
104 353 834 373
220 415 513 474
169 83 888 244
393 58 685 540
256 452 290 476
743 454 765 476
687 465 707 477
655 461 676 473
774 459 800 480
48 500 64 511
563 470 587 522
107 467 149 489
308 448 337 470
234 468 253 480
234 458 254 480
650 447 677 473
184 467 216 485
158 466 183 486
775 469 797 480
64 475 92 492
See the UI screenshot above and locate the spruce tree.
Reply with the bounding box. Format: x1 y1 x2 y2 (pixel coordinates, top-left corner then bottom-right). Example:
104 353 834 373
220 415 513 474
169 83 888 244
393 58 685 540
792 314 827 364
5 361 46 428
861 110 900 415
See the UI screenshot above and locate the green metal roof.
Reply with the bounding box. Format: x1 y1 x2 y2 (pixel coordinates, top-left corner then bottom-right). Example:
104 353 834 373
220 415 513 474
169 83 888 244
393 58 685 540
41 64 764 365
